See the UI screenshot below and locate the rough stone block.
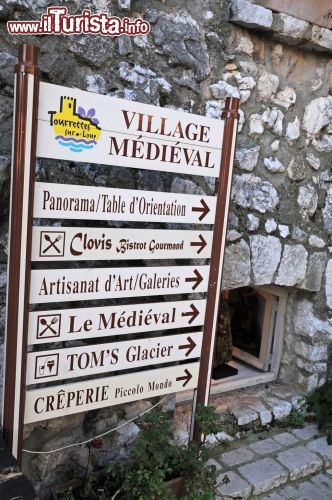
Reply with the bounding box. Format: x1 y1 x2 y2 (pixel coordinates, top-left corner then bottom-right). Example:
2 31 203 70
306 152 321 170
249 114 264 135
293 299 330 339
287 157 305 181
275 244 308 287
250 235 281 285
292 227 307 241
220 446 255 466
326 259 332 309
248 401 273 425
303 96 332 136
289 425 319 444
278 224 289 238
261 484 297 499
238 458 288 494
296 479 332 500
118 0 131 11
324 190 332 237
309 235 325 248
261 107 284 135
297 184 319 220
311 473 332 494
264 157 285 173
259 494 284 500
257 71 279 100
276 445 323 480
307 437 332 467
221 239 251 289
249 437 281 455
216 470 252 499
235 146 260 171
230 0 272 29
231 174 279 213
210 80 240 99
231 407 259 426
247 213 260 231
299 252 326 292
273 13 310 40
311 26 332 53
207 458 223 471
273 432 298 446
297 373 319 393
227 229 243 242
265 397 292 420
314 134 332 152
149 11 210 81
295 342 327 362
286 117 300 142
117 35 133 56
265 218 277 233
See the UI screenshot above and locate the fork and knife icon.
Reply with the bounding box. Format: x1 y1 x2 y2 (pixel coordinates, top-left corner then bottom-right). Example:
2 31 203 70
38 316 60 337
42 233 63 254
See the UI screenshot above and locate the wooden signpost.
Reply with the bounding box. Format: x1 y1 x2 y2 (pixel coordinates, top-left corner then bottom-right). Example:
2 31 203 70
3 43 239 461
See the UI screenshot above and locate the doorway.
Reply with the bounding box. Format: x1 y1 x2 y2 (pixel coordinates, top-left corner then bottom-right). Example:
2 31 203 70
211 285 287 392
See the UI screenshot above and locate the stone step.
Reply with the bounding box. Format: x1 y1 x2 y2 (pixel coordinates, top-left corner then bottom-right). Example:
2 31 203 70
174 382 332 499
174 381 304 443
215 426 332 499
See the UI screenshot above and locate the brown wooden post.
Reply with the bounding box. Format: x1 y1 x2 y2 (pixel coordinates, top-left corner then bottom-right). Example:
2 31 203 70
192 96 239 442
2 44 40 462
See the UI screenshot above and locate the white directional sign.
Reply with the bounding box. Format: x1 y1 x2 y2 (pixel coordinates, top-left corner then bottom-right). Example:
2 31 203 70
33 182 216 224
5 52 240 459
24 362 199 423
28 299 206 345
31 227 213 261
26 332 202 385
29 265 209 304
36 82 223 178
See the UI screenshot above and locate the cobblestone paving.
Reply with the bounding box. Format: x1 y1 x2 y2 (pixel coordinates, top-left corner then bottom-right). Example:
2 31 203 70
214 424 332 499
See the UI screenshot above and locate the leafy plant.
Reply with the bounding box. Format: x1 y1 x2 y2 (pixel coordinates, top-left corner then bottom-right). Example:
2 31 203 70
107 406 223 499
194 403 221 438
54 405 225 499
307 382 332 444
287 397 307 428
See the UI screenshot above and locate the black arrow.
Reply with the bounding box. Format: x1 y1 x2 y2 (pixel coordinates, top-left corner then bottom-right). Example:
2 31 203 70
185 269 203 291
179 336 197 357
192 199 210 221
181 303 199 324
190 234 207 255
176 368 193 387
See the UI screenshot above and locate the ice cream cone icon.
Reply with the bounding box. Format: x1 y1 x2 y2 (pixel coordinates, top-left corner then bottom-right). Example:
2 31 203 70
46 359 55 372
36 355 58 379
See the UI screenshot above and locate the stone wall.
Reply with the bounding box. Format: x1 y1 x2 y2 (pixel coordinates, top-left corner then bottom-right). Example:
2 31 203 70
0 0 332 495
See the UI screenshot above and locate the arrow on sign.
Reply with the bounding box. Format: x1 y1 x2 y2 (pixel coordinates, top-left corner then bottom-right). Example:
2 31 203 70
181 303 200 324
176 368 193 387
190 234 207 255
185 269 203 291
192 199 210 221
179 336 197 357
